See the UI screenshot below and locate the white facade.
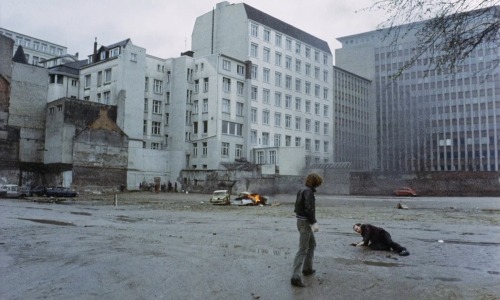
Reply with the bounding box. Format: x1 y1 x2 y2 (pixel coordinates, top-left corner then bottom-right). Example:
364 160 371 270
76 40 170 188
191 1 334 174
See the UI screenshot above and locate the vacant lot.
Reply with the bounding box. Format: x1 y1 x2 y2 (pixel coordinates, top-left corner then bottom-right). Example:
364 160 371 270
1 192 499 300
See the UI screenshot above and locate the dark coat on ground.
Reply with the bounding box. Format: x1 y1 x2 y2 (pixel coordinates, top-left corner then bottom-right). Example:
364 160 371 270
358 224 407 253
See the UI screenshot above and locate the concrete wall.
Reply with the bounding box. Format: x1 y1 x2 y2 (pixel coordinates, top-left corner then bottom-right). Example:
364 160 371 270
192 2 249 60
0 35 13 77
9 63 48 130
351 171 500 196
180 167 344 196
310 167 351 195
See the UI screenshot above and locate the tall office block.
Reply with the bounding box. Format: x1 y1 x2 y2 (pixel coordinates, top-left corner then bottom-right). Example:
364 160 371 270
336 7 500 172
333 66 374 171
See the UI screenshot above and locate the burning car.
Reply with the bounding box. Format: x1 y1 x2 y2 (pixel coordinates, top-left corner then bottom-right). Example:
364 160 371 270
232 192 267 206
209 190 231 205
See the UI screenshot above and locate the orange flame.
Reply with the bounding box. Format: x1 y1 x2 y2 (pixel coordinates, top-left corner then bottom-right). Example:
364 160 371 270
247 193 265 205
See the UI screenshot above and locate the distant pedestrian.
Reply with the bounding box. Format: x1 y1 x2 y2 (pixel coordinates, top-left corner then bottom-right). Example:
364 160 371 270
291 172 323 287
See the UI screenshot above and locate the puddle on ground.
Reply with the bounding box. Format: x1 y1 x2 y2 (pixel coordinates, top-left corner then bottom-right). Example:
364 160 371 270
71 212 92 216
115 215 142 223
361 260 405 267
18 218 75 226
334 257 407 267
219 243 289 256
434 277 461 282
405 276 424 280
24 206 52 211
416 238 500 246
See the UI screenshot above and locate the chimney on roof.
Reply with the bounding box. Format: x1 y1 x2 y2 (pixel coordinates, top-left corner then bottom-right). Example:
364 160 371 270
93 37 98 62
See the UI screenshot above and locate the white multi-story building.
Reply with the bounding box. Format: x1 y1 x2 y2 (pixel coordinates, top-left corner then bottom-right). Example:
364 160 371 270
336 7 500 172
0 27 74 66
191 1 334 173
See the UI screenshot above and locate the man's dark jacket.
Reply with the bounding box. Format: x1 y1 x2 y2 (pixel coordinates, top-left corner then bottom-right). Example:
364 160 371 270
294 186 317 224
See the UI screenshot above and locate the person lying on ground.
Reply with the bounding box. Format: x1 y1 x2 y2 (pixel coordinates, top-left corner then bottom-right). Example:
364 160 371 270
352 223 410 256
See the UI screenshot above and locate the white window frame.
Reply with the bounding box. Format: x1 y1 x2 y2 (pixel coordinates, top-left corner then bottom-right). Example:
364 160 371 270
152 121 161 135
153 100 161 114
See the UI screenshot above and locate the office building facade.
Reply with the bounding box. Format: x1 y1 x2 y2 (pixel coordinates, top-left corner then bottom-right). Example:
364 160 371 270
336 8 500 172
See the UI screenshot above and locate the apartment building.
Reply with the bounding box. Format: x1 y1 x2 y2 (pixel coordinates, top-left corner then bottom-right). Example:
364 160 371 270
191 1 334 174
336 7 500 172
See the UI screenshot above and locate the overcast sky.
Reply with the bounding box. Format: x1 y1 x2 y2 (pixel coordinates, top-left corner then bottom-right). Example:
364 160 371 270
0 0 385 60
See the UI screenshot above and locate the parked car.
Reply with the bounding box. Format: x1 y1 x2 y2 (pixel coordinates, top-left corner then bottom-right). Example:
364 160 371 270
209 190 230 205
393 187 418 196
29 186 47 196
45 186 78 198
0 184 21 198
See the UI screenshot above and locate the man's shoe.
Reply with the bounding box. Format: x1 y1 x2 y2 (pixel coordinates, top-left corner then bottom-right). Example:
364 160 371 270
302 269 316 276
291 277 306 287
399 250 410 256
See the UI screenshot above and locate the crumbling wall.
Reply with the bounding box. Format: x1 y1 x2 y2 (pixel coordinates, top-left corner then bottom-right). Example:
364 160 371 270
72 166 127 192
0 126 20 184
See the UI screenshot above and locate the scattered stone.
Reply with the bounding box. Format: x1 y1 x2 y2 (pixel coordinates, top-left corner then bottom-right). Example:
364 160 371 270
397 203 409 209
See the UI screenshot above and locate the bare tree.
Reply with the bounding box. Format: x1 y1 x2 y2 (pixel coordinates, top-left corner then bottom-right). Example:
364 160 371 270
365 0 500 77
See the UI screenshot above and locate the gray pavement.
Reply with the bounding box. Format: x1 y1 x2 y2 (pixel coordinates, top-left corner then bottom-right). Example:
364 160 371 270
0 193 499 300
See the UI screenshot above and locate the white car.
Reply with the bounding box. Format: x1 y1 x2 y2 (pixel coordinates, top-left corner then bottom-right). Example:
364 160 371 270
0 184 21 198
209 190 230 205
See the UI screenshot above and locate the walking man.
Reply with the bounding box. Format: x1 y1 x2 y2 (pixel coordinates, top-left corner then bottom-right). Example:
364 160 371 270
291 173 323 287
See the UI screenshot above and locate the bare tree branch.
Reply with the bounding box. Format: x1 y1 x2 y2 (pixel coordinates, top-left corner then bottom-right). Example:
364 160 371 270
364 0 500 78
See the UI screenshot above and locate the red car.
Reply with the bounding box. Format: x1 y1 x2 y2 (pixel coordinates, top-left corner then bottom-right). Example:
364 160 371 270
393 187 418 196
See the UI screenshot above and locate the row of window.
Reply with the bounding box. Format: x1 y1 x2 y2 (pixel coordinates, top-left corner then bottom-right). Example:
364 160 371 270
84 69 113 88
252 93 329 114
193 95 330 119
250 109 330 133
249 45 329 78
222 60 246 75
83 91 111 104
249 70 330 99
249 23 329 65
192 142 245 160
0 31 64 56
249 130 330 152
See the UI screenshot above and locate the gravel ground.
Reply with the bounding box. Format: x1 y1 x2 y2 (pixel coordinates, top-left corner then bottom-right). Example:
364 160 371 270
1 192 499 300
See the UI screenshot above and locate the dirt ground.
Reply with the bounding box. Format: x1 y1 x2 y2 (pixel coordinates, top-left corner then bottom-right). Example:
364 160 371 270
1 192 499 300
